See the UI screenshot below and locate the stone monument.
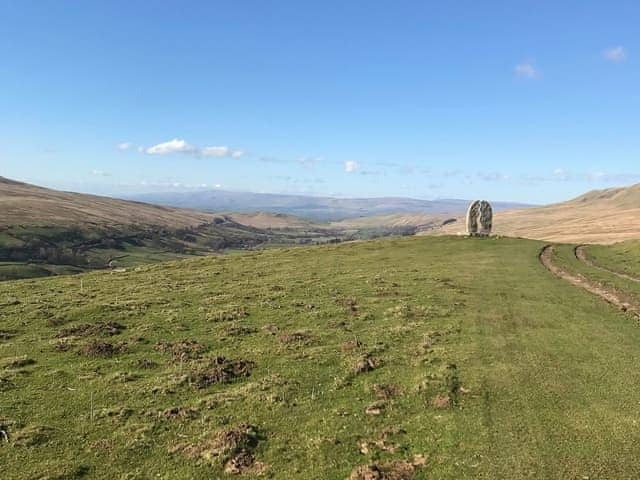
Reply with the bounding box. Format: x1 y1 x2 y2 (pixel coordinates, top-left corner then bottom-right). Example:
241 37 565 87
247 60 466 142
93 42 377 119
465 200 493 236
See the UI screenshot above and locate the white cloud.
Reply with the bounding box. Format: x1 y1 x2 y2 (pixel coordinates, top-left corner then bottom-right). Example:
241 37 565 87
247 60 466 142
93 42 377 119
344 160 359 173
603 46 626 63
144 138 242 158
117 142 133 151
90 169 110 177
201 146 230 157
146 138 197 155
553 168 569 181
298 156 322 168
514 63 539 79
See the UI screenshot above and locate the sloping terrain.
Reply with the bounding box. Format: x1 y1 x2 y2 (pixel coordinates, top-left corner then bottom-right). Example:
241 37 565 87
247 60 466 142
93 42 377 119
2 236 640 478
0 178 337 280
0 177 214 228
434 184 640 244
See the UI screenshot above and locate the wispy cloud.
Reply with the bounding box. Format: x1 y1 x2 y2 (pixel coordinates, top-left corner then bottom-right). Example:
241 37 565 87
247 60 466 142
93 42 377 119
117 142 133 151
603 46 626 63
514 62 539 79
344 160 359 173
297 156 322 169
144 139 243 158
90 169 110 177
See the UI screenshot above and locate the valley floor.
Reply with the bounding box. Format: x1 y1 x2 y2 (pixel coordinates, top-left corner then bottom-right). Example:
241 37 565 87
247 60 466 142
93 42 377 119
1 236 640 479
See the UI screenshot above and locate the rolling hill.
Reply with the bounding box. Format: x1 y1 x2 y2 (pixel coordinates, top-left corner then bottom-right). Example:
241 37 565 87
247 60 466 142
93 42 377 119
0 178 340 280
0 176 215 228
434 184 640 244
127 189 530 222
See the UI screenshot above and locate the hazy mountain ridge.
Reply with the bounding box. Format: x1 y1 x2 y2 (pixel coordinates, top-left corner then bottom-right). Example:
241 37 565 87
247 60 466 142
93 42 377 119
125 189 531 221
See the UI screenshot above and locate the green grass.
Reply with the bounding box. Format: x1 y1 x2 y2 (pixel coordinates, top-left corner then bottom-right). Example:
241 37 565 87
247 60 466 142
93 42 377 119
551 244 640 300
588 240 640 278
2 236 640 479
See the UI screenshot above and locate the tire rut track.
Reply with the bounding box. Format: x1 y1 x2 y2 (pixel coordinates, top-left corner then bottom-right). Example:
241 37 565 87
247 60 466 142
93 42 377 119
575 245 640 283
539 245 640 319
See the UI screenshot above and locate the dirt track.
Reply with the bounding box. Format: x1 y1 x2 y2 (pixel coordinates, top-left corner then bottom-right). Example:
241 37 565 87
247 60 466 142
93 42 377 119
575 245 640 283
539 245 640 319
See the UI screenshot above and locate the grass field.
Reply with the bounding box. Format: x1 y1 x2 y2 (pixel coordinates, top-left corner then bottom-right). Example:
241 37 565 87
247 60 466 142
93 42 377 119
2 236 640 479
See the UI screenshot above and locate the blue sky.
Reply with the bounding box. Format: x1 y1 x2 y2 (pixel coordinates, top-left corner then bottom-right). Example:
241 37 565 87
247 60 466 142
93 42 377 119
1 1 639 204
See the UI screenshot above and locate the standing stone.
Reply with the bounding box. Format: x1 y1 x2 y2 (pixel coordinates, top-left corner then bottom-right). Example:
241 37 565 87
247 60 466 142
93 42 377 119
466 200 493 237
465 200 481 235
478 200 493 236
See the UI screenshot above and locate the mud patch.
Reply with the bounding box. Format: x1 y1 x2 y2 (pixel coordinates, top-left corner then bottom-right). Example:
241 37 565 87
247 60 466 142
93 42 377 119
373 384 401 400
57 322 125 338
224 324 258 337
188 356 255 389
353 353 383 374
348 458 426 480
160 406 199 420
155 339 206 362
77 340 127 357
170 423 265 475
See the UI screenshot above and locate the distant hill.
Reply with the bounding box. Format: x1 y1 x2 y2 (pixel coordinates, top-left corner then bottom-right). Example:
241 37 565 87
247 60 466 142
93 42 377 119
0 177 336 279
0 176 214 228
126 190 531 222
435 184 640 244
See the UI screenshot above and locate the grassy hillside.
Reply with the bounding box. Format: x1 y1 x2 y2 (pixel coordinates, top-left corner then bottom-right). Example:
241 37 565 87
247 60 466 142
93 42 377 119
2 236 640 478
433 184 640 244
0 178 357 280
0 177 215 228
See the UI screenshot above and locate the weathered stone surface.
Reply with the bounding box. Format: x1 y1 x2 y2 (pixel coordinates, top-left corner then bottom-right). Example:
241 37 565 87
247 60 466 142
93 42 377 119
466 200 493 236
465 200 480 235
479 200 493 235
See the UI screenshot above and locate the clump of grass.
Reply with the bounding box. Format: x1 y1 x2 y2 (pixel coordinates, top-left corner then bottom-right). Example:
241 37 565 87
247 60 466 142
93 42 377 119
340 339 364 351
278 331 312 345
1 355 35 369
385 303 428 321
207 305 248 322
155 339 206 362
135 359 159 369
12 425 54 447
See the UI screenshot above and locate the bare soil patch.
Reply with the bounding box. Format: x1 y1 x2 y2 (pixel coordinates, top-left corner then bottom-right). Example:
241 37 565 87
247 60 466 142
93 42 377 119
57 321 125 338
189 356 255 388
155 339 206 362
78 340 127 357
170 423 265 475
